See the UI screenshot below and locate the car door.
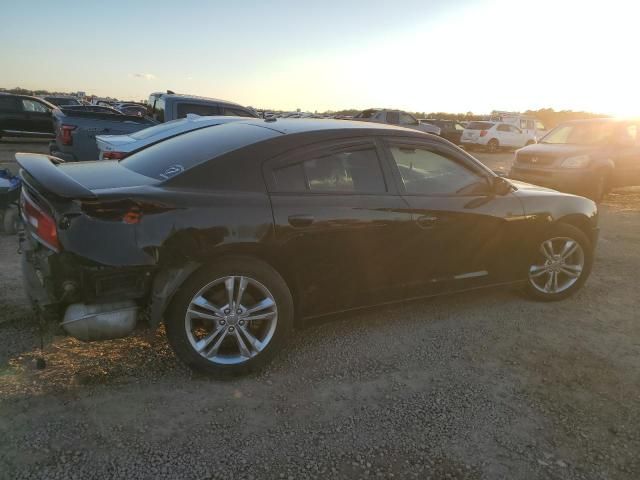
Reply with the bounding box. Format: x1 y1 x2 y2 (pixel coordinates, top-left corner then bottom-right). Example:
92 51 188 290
381 137 527 298
495 124 513 146
0 96 23 133
264 138 414 317
610 122 640 187
510 125 527 147
19 98 53 134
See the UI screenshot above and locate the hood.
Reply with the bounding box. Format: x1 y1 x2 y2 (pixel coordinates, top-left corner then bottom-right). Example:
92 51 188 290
509 180 559 194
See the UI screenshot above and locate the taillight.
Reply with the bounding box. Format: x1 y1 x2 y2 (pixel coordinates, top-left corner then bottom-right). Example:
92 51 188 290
20 190 61 252
61 124 76 145
480 130 488 137
102 151 127 160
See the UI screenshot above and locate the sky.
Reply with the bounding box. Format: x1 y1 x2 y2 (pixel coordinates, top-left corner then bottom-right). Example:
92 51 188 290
0 0 638 115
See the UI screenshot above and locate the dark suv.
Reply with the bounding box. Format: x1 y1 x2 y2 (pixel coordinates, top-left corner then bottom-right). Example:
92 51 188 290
510 118 640 201
0 93 55 139
422 119 466 144
18 119 598 377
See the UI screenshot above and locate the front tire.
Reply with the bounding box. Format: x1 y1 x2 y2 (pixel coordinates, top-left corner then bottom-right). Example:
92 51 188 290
165 257 294 377
524 224 593 301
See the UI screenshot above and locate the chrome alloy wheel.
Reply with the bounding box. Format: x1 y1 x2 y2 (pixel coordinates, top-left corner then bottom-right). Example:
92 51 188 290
184 276 278 365
528 237 585 294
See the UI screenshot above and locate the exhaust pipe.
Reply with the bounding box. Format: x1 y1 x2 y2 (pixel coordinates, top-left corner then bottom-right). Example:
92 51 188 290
61 301 138 342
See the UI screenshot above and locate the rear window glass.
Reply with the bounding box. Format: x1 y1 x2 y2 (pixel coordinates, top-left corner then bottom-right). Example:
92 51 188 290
222 107 256 118
121 122 280 180
0 96 18 112
177 103 220 118
467 122 494 130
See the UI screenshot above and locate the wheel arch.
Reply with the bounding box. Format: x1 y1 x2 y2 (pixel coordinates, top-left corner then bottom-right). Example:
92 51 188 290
556 213 594 244
151 243 303 328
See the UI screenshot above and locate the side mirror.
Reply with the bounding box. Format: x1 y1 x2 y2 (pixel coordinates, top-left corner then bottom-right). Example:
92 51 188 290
492 176 513 196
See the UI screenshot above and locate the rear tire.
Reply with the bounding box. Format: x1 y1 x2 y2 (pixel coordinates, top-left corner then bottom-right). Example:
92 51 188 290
487 139 500 153
165 257 294 377
523 223 593 301
2 207 20 235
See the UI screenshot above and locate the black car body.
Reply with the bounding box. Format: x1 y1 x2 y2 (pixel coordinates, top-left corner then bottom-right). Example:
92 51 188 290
510 118 640 200
422 119 466 144
17 119 599 376
0 93 55 138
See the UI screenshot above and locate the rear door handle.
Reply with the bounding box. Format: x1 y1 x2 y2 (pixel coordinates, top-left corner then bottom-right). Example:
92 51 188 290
416 215 439 228
288 214 315 227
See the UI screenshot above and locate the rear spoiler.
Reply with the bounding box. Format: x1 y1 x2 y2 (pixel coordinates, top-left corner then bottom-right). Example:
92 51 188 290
15 153 96 199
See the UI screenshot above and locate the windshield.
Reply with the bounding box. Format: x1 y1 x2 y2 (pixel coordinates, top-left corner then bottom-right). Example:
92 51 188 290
541 122 617 145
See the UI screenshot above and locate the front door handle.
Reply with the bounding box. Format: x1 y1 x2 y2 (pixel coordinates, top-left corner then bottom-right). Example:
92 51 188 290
416 215 439 228
288 214 315 227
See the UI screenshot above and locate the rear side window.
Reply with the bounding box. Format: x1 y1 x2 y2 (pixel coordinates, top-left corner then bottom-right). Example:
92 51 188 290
149 96 165 122
272 147 386 193
467 122 494 130
497 124 510 132
0 96 18 112
386 112 400 124
177 103 221 118
222 107 255 117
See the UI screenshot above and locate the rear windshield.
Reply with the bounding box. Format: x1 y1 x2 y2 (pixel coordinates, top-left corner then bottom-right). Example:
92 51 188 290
120 122 280 180
467 122 495 130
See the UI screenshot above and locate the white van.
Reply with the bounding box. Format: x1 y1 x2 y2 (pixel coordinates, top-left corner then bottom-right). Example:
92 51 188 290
490 111 547 141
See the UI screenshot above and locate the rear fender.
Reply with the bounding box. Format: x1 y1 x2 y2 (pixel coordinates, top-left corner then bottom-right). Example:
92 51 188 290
149 262 201 327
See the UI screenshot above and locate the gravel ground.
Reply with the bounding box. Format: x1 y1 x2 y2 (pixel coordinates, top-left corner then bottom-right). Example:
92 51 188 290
0 141 639 480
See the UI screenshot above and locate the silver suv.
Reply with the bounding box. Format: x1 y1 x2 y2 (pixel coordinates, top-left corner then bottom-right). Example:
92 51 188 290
147 91 258 122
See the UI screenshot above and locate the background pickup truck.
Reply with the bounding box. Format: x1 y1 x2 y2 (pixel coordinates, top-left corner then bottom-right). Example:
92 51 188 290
50 106 157 162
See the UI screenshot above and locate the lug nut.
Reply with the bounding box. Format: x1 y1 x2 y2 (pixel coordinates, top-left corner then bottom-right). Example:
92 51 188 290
228 326 235 332
219 319 226 325
224 309 230 314
238 320 245 326
236 309 242 314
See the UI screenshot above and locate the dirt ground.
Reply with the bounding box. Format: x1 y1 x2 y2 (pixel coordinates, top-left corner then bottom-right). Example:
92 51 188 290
0 139 639 480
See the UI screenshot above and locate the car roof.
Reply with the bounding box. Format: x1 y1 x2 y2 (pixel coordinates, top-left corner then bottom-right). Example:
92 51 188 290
231 117 426 135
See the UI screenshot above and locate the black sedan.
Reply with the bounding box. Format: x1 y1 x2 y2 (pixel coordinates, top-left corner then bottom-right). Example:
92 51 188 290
17 119 599 376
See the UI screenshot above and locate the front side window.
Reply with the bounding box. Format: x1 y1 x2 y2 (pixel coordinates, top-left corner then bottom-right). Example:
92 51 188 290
389 145 487 195
176 103 221 118
272 147 386 193
21 99 49 113
510 125 522 134
454 123 465 131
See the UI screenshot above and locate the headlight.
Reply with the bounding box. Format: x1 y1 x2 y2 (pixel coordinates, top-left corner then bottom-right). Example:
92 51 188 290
560 155 590 168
